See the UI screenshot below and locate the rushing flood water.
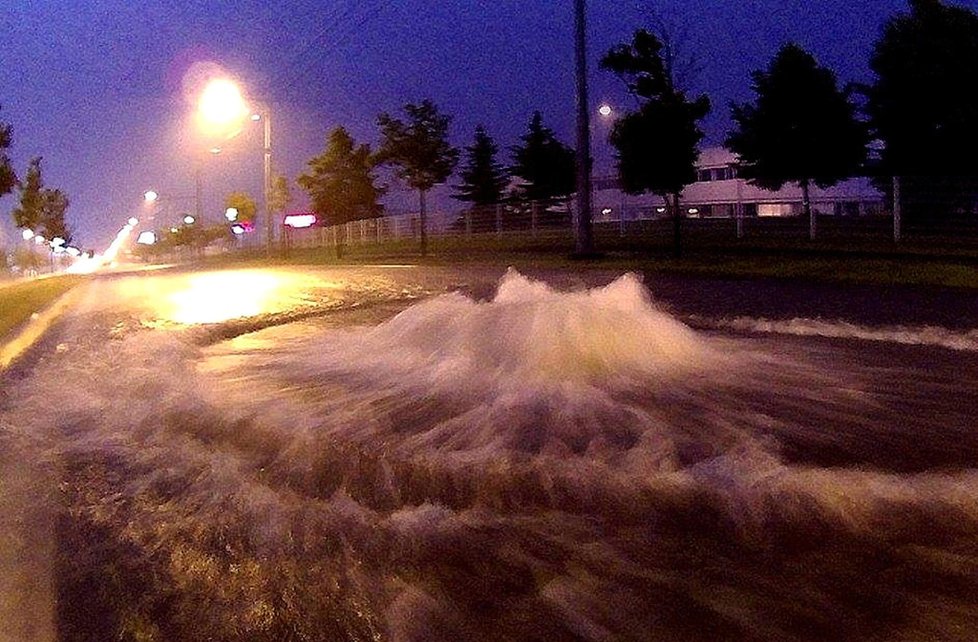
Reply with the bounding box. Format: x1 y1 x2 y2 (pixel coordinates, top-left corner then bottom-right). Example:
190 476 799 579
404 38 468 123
3 268 978 641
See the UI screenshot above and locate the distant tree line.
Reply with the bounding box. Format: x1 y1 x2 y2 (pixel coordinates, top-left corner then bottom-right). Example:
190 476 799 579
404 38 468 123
1 106 74 258
254 0 978 258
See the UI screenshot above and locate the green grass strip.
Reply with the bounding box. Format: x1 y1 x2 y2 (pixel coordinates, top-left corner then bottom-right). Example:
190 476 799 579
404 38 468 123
0 275 86 340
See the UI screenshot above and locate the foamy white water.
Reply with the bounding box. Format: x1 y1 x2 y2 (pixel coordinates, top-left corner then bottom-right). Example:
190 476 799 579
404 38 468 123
695 314 978 351
3 268 978 641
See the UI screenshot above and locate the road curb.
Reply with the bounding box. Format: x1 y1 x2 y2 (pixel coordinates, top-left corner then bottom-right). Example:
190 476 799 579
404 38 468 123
0 287 83 371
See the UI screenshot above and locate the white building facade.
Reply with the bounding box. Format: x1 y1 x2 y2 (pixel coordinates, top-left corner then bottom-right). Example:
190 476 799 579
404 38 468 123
592 147 885 222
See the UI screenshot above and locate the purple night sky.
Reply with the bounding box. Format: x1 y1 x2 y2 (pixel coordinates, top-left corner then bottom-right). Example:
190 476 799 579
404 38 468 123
2 0 970 249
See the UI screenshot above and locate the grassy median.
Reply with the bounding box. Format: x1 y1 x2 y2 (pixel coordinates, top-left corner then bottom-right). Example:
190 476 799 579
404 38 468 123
0 275 86 340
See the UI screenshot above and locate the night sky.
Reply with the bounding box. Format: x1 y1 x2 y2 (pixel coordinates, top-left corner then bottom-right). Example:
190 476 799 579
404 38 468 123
2 0 971 249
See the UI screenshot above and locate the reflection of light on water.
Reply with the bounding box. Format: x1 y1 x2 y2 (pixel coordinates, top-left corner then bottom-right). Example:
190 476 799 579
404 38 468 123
165 271 325 324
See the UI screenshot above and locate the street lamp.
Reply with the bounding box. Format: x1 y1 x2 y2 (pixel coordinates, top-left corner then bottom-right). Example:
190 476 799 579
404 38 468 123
195 77 274 249
144 190 159 203
598 103 613 118
183 215 196 225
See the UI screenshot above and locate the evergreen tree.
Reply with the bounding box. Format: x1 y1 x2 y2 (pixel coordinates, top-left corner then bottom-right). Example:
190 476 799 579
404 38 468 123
376 100 458 256
455 126 508 206
1 106 15 199
454 126 508 231
602 28 710 257
509 112 575 208
727 43 868 239
868 0 978 220
299 127 384 227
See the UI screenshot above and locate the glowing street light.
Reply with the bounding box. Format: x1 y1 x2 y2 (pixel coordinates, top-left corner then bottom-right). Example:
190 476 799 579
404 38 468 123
225 207 238 222
144 190 159 203
598 103 613 118
195 76 273 249
197 78 249 136
128 217 139 226
183 215 196 225
21 229 34 241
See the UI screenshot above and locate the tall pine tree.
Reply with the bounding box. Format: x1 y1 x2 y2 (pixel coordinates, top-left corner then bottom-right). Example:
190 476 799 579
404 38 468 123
509 112 575 209
454 126 508 231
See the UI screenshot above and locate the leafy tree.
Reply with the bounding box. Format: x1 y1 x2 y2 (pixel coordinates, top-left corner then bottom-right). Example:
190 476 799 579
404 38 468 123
224 191 257 226
41 188 71 244
867 0 978 220
268 174 294 217
299 127 384 226
1 106 15 199
10 157 72 243
509 112 575 209
727 43 868 239
12 157 45 233
602 28 710 257
376 100 458 256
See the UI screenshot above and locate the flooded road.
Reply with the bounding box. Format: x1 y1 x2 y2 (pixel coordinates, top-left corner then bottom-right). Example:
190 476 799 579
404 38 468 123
2 265 978 641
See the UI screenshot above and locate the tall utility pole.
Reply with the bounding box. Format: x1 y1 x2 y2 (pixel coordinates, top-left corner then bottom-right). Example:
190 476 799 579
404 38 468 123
262 106 274 250
574 0 595 256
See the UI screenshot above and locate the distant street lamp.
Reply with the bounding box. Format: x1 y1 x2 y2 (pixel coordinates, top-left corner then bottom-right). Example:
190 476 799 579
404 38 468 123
144 190 159 203
21 229 34 240
225 207 238 222
183 215 196 225
598 103 613 118
128 217 139 226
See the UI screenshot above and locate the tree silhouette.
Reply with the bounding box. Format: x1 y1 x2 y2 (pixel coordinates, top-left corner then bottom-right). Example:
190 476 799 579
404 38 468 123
509 111 575 209
602 28 710 257
0 106 15 199
376 100 458 256
299 127 384 226
868 0 978 221
727 43 868 239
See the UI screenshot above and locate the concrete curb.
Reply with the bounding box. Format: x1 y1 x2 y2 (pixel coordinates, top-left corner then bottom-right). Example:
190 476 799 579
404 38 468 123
0 287 83 371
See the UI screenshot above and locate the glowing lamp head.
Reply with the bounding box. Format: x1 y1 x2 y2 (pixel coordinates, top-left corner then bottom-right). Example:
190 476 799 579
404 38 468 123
598 103 613 118
21 229 34 240
183 215 196 225
144 190 159 203
197 78 249 136
230 223 246 235
225 207 239 222
128 217 139 226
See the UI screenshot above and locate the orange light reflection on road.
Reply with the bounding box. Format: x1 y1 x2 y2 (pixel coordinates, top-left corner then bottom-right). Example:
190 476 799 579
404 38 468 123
161 271 329 325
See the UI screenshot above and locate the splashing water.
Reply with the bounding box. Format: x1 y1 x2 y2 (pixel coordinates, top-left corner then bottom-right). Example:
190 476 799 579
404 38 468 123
4 268 978 641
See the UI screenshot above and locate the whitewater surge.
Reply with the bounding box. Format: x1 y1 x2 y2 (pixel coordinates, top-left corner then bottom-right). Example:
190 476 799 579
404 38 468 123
4 268 978 641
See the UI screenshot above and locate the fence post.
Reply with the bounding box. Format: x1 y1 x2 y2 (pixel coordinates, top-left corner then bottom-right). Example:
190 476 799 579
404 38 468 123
893 176 902 243
531 201 539 238
496 203 503 237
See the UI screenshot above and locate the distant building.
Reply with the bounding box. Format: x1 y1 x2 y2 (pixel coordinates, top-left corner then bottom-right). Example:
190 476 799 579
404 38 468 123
592 147 884 222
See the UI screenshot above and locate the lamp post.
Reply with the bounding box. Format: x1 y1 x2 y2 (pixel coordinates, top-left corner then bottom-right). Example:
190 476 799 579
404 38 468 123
253 106 274 250
574 0 595 256
195 78 275 250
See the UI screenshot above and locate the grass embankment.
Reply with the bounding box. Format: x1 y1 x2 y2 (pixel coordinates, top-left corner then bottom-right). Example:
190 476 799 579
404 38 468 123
195 222 978 290
0 275 86 341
